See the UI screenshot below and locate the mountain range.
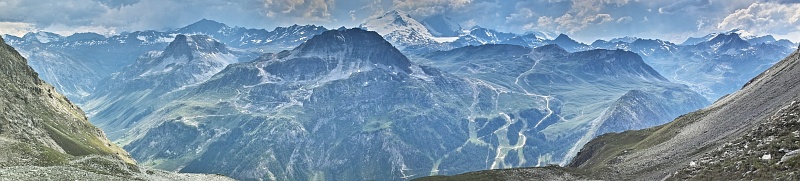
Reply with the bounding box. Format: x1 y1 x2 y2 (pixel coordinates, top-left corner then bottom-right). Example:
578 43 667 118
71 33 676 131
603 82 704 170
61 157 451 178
6 11 794 104
359 10 586 54
421 40 800 181
3 19 328 103
592 30 795 100
1 9 797 181
78 27 709 180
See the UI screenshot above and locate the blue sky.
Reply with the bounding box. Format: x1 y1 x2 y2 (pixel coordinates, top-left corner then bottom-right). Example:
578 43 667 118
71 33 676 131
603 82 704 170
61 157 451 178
1 0 798 43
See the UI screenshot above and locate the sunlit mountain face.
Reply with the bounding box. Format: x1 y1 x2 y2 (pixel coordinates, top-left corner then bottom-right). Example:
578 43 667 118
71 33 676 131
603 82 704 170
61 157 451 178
2 1 799 180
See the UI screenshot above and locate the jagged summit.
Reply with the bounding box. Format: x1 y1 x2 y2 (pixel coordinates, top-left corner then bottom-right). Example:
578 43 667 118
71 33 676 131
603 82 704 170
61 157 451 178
534 44 568 54
469 28 516 43
98 34 237 93
548 34 590 52
609 36 639 43
706 32 748 44
682 29 773 46
162 34 230 59
21 31 64 43
554 34 576 42
699 32 750 51
273 24 325 32
293 28 413 73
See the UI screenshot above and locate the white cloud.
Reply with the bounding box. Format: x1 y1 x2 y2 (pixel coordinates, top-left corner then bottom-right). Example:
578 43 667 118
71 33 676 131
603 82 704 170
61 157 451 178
391 0 472 17
505 7 535 23
588 14 613 24
536 0 631 34
349 10 357 21
461 19 478 29
658 0 709 14
696 19 706 30
617 16 633 24
262 0 335 21
0 0 107 28
0 22 35 37
717 2 800 36
537 16 555 30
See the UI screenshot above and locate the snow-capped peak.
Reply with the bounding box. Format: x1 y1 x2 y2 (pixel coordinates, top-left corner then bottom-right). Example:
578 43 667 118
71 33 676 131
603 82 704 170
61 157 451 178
359 10 439 49
609 36 639 43
22 31 64 43
683 29 760 45
726 29 756 40
360 10 433 37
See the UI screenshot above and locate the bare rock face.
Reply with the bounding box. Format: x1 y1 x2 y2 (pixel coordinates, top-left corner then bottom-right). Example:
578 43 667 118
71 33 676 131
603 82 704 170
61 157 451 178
0 36 134 166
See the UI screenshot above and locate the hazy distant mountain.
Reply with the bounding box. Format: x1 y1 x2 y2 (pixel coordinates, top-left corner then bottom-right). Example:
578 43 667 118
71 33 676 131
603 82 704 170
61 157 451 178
87 34 238 139
421 15 462 37
547 34 591 52
4 19 327 103
3 31 173 102
447 28 588 52
682 29 761 45
420 38 800 181
451 27 518 46
592 31 797 100
176 19 328 51
361 10 592 54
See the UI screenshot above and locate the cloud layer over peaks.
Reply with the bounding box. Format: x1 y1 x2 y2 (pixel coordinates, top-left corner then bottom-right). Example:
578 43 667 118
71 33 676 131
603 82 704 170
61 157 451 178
0 0 798 43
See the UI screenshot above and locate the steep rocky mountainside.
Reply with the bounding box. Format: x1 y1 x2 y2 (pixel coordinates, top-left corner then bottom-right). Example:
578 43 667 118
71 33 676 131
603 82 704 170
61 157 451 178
420 44 800 181
0 36 232 180
671 101 800 180
568 44 800 180
0 36 133 167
